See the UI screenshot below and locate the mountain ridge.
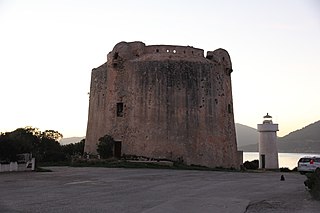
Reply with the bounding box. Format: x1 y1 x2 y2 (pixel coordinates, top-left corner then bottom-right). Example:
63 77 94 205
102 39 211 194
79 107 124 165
237 120 320 153
59 136 85 145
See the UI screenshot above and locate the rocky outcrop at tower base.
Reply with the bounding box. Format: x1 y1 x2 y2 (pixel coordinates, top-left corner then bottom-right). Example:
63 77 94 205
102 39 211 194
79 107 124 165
85 41 239 169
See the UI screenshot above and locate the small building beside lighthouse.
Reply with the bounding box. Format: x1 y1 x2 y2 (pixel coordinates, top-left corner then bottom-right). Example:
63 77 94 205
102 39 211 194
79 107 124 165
257 113 279 169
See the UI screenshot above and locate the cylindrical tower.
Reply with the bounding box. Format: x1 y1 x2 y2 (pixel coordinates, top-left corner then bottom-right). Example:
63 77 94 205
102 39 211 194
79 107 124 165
257 113 279 169
85 41 239 169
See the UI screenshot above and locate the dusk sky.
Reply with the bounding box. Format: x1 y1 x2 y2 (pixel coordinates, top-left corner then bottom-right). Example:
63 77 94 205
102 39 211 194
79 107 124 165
0 0 319 138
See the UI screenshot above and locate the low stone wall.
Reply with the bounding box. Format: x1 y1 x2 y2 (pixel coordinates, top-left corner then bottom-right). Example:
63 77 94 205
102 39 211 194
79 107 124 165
0 158 35 172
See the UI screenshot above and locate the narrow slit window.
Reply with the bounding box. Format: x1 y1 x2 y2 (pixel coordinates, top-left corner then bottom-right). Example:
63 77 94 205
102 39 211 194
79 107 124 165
228 104 232 114
117 102 124 117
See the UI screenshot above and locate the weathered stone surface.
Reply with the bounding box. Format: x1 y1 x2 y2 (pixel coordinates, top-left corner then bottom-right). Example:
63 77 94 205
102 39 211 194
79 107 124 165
85 41 238 168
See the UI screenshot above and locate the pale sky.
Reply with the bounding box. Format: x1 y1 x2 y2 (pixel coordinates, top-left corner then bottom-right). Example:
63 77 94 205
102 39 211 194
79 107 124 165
0 0 319 138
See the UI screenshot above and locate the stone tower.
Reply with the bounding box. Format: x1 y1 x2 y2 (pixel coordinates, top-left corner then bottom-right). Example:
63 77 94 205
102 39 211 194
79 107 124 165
257 113 279 169
85 41 239 169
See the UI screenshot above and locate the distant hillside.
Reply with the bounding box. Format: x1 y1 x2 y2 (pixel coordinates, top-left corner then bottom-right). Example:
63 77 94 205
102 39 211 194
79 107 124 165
59 136 85 145
238 120 320 153
235 123 258 147
280 120 320 141
238 143 258 152
277 121 320 153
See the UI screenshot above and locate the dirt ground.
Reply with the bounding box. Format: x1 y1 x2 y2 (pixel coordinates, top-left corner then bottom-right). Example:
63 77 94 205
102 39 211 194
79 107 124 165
0 167 319 213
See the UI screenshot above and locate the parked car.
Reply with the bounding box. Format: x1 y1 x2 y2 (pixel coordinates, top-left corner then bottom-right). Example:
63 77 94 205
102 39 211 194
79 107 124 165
297 156 320 174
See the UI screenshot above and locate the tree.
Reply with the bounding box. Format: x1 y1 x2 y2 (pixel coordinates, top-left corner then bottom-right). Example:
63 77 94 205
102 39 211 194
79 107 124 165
0 127 66 162
75 139 85 155
97 135 114 159
0 139 18 162
62 139 85 158
0 127 40 162
243 160 259 170
37 136 64 162
41 130 63 141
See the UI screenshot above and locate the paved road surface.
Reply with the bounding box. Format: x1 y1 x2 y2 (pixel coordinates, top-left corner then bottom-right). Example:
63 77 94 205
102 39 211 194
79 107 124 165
0 167 319 212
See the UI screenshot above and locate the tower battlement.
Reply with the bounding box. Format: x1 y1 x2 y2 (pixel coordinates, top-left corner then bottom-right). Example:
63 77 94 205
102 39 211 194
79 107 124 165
145 44 204 57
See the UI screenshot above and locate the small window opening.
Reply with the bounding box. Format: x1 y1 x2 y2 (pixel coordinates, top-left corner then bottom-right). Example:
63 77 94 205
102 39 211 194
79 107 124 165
117 102 124 117
166 49 170 53
228 104 232 113
173 50 176 53
156 49 159 53
183 50 186 54
191 51 194 54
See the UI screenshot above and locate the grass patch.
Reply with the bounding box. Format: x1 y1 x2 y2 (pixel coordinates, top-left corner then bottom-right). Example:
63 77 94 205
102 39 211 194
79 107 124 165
70 159 237 172
37 161 70 167
35 167 52 172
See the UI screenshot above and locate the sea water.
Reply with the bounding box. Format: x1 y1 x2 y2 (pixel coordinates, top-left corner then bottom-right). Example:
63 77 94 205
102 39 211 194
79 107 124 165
243 152 320 169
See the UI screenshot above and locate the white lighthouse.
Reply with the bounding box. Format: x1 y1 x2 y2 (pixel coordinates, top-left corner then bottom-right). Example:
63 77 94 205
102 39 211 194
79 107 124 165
257 113 279 169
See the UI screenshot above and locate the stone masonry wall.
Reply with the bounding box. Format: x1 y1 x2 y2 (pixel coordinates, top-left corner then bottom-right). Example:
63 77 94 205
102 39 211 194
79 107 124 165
85 41 238 169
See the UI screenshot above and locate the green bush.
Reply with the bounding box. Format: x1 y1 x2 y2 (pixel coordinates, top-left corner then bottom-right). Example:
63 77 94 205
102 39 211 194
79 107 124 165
243 160 259 170
304 168 320 200
97 134 115 159
280 167 291 172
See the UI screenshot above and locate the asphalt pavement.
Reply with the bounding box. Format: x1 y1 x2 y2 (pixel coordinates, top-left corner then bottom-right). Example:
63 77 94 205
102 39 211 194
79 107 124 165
0 167 319 213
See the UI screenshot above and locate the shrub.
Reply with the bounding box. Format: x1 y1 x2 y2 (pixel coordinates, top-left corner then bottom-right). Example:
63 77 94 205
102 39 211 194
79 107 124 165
280 167 291 172
97 134 115 159
243 159 259 170
304 168 320 200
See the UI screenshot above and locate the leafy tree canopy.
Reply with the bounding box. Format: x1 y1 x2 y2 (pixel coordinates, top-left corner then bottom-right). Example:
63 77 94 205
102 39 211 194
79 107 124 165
62 139 85 157
41 130 63 141
0 126 87 163
0 127 65 162
97 134 115 159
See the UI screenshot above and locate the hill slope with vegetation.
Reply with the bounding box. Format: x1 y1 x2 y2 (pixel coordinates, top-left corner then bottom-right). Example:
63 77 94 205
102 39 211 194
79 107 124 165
235 123 259 147
237 121 320 153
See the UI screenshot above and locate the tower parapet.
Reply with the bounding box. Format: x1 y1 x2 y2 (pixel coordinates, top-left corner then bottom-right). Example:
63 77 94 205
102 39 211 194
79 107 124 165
145 45 204 57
